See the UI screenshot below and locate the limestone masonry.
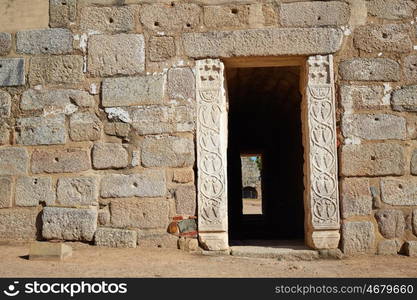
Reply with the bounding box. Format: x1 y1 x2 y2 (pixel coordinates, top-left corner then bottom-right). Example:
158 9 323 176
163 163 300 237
1 0 417 257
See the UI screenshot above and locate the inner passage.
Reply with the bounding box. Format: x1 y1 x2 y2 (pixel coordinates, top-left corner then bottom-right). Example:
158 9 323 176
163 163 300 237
227 66 305 240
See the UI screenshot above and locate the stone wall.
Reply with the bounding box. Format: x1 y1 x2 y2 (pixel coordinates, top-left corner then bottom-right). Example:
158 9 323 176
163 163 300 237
241 156 261 199
0 0 417 255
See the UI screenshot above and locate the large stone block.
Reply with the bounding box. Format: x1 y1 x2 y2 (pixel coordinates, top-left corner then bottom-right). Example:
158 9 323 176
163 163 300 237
102 75 165 107
140 3 201 32
0 125 9 145
92 143 128 169
100 170 166 198
391 86 417 112
280 1 350 27
375 209 405 239
69 112 101 142
111 198 170 229
340 85 387 111
203 5 250 29
377 240 399 255
367 0 416 20
340 178 372 219
49 0 77 27
21 89 94 112
405 241 417 257
80 6 136 33
16 176 55 207
0 0 49 32
340 143 405 176
182 27 343 58
0 147 28 175
95 227 137 248
381 178 417 206
136 229 179 248
0 208 40 240
16 115 67 146
16 28 73 54
354 24 412 53
29 55 84 86
342 114 406 140
339 58 400 81
403 55 417 84
411 149 417 175
0 90 11 118
31 148 90 174
42 207 97 241
149 36 176 62
175 185 196 216
173 169 194 183
0 177 12 208
167 67 195 101
141 136 195 168
103 122 130 137
0 32 12 56
341 221 375 255
57 177 98 206
413 210 417 236
88 34 145 77
0 58 25 86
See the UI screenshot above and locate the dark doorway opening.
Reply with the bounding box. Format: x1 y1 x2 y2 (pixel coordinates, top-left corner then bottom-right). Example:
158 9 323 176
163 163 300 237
226 66 305 241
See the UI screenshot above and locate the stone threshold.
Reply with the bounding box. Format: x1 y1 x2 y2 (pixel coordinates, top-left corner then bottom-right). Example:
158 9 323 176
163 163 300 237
230 246 319 261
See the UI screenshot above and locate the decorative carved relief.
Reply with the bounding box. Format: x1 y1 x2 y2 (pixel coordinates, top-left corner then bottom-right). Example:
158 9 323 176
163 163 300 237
196 59 228 232
306 55 340 230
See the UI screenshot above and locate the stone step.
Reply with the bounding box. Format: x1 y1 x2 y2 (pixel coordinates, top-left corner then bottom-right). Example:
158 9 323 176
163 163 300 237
230 246 320 261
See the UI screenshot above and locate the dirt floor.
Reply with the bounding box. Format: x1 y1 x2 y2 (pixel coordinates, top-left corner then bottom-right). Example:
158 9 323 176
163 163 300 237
1 242 417 278
242 198 262 215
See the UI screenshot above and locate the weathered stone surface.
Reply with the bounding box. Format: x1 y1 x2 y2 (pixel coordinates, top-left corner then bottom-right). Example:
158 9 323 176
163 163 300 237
178 237 199 252
142 136 194 168
367 0 416 20
95 228 137 248
21 89 94 112
340 85 387 111
80 6 136 33
42 206 97 241
280 1 350 27
177 218 197 233
104 122 130 137
341 221 375 255
29 55 84 86
339 58 400 81
175 185 196 216
405 241 417 257
381 178 417 206
57 177 98 206
29 241 72 261
340 143 405 176
0 125 9 145
88 34 145 77
149 36 176 62
102 75 165 107
403 55 417 84
92 143 128 169
136 229 179 248
98 207 110 226
0 90 11 117
69 112 101 142
0 147 28 175
100 170 166 198
173 169 194 183
0 177 12 208
111 199 170 229
16 115 66 146
377 239 399 255
0 32 12 56
354 24 412 53
182 28 343 58
199 232 229 251
204 5 250 29
31 149 90 174
340 178 372 219
140 3 201 32
50 0 77 27
0 58 25 86
0 208 40 240
411 150 417 175
0 0 49 32
16 176 55 206
342 114 406 140
391 86 417 112
167 67 195 101
131 150 140 167
16 29 73 54
375 209 405 239
413 210 417 236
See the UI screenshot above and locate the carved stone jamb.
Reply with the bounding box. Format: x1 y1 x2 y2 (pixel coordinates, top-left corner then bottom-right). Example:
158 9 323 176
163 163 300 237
195 59 229 251
303 54 340 249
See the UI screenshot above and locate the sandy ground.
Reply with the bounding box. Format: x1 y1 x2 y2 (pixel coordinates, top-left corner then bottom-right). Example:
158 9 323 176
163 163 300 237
1 242 417 278
242 198 262 215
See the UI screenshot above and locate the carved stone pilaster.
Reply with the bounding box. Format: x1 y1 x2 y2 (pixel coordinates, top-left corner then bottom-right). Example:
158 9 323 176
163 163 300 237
305 55 340 248
195 59 229 250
